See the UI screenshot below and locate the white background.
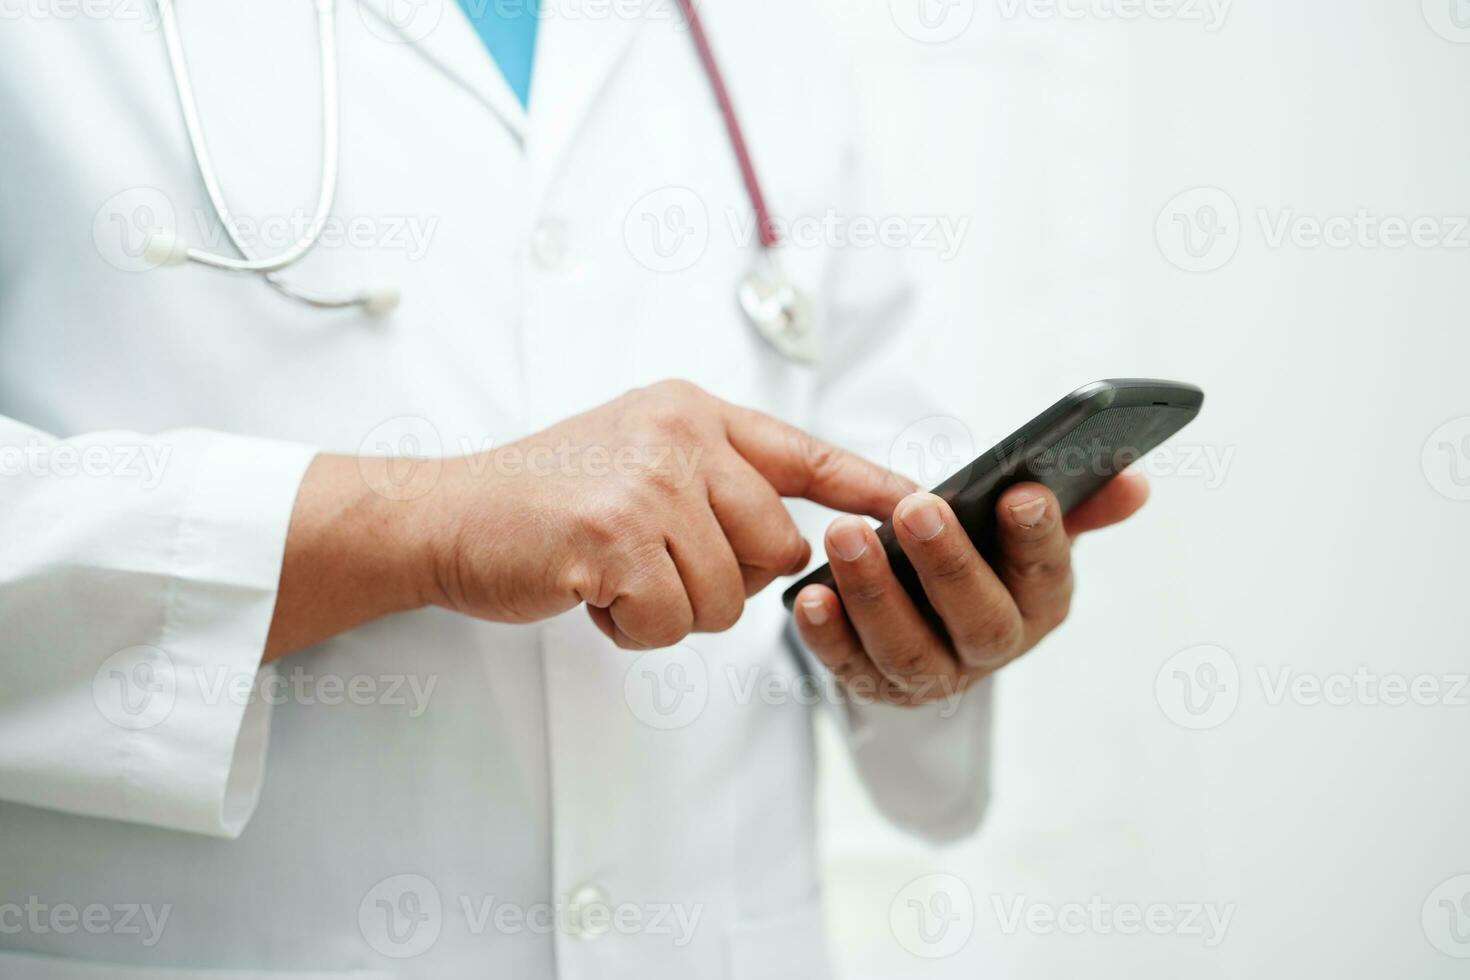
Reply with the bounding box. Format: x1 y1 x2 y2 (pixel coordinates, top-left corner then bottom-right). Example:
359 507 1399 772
812 0 1470 976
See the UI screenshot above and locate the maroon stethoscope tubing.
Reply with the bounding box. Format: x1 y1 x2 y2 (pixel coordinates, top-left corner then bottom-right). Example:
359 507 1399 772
673 0 781 251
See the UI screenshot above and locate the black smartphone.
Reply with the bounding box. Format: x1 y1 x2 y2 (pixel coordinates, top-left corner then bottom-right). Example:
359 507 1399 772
781 379 1205 613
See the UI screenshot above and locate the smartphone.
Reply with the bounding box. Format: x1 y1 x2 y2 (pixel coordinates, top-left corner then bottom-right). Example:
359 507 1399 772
781 379 1205 613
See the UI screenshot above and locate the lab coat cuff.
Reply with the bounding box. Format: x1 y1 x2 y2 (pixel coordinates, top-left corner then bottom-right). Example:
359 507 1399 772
121 431 316 839
785 620 994 843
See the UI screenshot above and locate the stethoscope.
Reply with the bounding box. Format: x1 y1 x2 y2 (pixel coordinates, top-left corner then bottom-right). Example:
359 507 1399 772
143 0 817 364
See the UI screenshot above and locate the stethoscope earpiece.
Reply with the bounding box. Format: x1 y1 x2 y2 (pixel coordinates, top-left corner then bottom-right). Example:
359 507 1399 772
142 229 190 268
359 288 401 318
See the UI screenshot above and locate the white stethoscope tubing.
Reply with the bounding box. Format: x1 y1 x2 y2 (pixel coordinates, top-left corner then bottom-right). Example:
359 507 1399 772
146 0 398 315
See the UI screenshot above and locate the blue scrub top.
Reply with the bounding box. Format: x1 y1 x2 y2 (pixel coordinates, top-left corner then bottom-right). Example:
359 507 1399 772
455 0 540 107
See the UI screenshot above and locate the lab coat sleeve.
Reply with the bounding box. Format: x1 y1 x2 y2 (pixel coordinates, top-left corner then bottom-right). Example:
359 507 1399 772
0 416 316 838
792 113 994 846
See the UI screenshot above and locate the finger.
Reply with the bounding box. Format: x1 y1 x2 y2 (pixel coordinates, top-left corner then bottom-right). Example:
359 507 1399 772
665 507 747 633
892 493 1025 671
606 543 694 649
824 516 958 696
1063 469 1150 536
588 602 685 652
994 484 1074 644
792 585 904 706
739 564 792 597
706 454 812 590
587 604 632 647
720 402 917 521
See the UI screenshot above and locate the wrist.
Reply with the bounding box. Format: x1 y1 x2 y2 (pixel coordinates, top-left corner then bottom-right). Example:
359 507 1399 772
354 453 461 615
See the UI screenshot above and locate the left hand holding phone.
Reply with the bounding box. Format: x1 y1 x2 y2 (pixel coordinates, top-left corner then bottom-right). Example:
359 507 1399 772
791 470 1151 707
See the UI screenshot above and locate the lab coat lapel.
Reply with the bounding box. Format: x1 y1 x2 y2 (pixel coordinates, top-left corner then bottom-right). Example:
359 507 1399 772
523 0 651 205
356 0 528 143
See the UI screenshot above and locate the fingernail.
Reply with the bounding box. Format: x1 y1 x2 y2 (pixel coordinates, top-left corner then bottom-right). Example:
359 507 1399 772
898 493 945 541
1009 496 1048 529
801 600 829 626
828 518 869 562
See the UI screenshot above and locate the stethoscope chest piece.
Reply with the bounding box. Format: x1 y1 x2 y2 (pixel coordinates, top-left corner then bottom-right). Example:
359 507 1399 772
739 256 817 365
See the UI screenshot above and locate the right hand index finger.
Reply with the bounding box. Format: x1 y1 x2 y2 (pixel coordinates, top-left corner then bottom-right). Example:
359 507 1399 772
719 402 918 521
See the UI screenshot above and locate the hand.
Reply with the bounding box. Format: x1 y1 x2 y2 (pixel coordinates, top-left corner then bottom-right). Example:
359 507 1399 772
415 380 913 649
791 471 1150 706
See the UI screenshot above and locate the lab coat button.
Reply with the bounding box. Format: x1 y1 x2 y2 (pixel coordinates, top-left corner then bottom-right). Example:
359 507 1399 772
531 221 569 271
565 883 611 940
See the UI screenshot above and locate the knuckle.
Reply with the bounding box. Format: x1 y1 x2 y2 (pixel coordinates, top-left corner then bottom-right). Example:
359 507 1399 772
698 594 744 634
1034 592 1073 634
784 429 837 493
637 464 683 497
649 378 707 403
579 499 649 548
883 644 933 680
842 577 888 608
956 610 1022 661
648 407 701 444
876 675 917 706
563 559 613 609
1003 553 1070 584
923 544 978 586
625 538 672 577
642 607 692 648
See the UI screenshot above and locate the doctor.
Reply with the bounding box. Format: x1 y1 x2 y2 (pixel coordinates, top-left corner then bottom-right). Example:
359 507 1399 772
0 1 1147 978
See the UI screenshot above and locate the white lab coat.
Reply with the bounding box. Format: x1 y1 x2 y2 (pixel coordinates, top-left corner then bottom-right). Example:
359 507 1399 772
0 1 993 977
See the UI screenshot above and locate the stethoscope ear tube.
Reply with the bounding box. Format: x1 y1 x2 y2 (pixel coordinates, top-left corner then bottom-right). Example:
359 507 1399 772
149 0 395 315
